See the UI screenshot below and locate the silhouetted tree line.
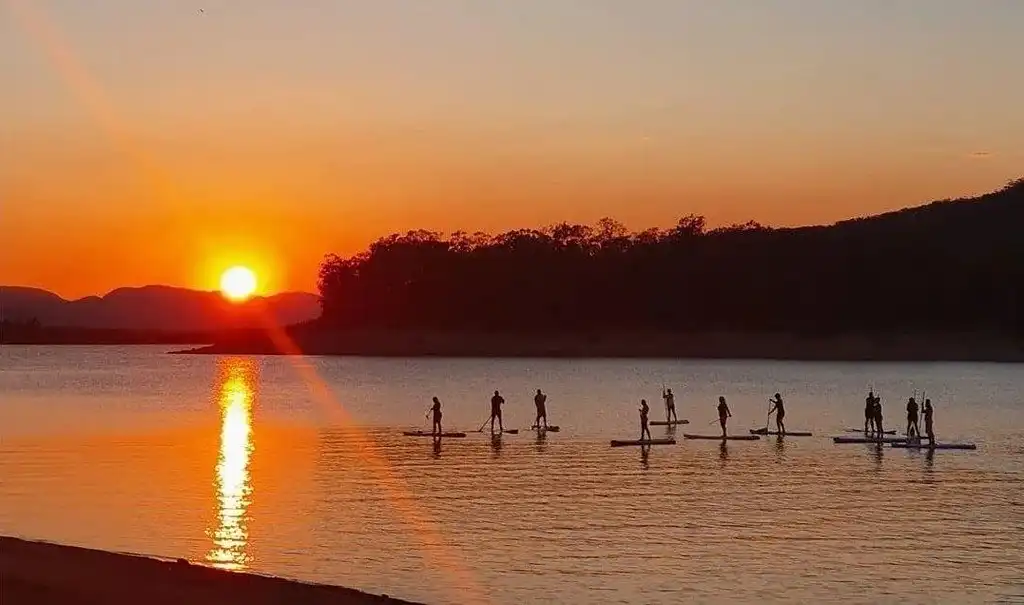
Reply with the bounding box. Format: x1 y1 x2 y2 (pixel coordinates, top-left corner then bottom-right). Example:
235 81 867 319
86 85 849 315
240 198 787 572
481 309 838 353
318 179 1024 337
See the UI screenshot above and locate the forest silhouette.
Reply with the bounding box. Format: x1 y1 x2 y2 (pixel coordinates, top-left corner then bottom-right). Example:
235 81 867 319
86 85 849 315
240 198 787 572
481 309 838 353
6 179 1021 358
317 178 1023 337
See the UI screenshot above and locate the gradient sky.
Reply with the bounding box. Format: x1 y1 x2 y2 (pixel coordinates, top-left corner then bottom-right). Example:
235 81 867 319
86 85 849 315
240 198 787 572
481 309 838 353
2 0 1022 297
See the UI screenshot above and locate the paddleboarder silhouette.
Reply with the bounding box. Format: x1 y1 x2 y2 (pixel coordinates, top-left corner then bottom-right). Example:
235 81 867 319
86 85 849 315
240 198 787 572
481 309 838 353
717 396 732 437
639 399 652 441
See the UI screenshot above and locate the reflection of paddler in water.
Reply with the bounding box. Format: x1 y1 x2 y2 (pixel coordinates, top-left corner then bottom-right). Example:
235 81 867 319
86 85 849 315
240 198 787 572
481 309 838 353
717 396 732 437
639 399 651 441
534 427 548 449
773 433 786 457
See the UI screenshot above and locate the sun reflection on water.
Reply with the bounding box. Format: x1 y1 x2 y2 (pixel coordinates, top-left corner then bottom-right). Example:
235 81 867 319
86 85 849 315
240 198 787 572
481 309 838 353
206 358 256 571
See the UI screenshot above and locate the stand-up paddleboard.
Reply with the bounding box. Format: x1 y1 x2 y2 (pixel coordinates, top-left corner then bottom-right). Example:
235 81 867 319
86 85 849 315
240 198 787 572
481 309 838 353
832 435 907 444
610 438 676 447
891 442 977 450
489 429 518 435
531 425 561 432
683 434 760 441
650 420 690 426
749 428 813 437
845 428 897 435
402 431 467 438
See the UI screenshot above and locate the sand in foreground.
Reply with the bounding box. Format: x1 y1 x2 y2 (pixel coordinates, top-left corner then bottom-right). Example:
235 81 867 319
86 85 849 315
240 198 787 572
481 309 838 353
0 537 421 605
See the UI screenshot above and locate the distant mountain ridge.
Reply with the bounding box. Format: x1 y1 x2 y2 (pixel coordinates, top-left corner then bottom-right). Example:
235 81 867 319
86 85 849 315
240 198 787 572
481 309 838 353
0 285 320 331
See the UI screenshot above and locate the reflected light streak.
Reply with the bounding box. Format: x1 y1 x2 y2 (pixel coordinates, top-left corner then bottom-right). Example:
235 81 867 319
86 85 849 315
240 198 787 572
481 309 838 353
206 358 256 571
4 0 175 206
248 301 490 603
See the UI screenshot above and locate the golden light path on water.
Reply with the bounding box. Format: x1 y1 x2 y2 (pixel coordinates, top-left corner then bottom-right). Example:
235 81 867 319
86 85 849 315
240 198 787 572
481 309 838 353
207 358 256 571
6 3 489 596
252 312 491 603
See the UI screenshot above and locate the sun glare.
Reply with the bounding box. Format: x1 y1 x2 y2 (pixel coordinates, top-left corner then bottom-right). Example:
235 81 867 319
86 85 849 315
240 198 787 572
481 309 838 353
220 266 257 302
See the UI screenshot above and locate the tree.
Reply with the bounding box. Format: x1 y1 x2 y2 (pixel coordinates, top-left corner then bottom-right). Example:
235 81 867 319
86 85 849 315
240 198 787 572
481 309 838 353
317 179 1023 336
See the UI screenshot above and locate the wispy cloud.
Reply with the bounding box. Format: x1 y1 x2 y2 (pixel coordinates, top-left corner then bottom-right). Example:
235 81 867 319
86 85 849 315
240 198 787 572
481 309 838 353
967 151 994 159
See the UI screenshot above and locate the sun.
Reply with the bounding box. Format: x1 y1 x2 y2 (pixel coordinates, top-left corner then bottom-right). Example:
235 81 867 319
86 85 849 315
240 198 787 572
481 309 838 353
220 266 257 302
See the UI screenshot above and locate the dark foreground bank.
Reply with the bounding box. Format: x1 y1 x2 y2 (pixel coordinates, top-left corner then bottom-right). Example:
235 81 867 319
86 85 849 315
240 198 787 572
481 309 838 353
174 329 1024 362
0 537 421 605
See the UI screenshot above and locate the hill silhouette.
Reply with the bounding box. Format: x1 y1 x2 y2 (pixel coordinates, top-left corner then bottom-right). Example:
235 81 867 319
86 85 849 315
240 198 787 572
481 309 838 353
183 178 1022 360
0 285 320 333
316 178 1023 333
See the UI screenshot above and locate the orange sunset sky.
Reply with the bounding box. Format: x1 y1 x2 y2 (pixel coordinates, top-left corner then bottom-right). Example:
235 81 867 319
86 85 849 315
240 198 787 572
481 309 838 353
2 1 1022 299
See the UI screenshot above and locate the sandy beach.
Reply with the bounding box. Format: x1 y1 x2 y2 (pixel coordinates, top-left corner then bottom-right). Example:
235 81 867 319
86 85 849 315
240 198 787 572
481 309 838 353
0 537 421 605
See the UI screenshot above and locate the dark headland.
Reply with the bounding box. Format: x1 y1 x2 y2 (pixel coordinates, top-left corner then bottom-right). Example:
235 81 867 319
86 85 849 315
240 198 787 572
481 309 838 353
9 179 1024 361
0 536 420 605
180 179 1024 361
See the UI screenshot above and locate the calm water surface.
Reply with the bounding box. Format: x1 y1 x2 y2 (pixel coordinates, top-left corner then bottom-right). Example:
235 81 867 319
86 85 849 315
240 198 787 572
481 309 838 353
1 346 1022 604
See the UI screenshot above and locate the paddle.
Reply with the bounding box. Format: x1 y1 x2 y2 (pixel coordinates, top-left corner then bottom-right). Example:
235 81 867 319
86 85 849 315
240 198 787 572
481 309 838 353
661 381 667 422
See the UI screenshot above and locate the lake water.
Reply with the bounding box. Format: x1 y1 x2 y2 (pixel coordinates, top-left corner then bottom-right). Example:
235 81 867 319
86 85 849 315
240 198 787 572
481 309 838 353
1 346 1022 604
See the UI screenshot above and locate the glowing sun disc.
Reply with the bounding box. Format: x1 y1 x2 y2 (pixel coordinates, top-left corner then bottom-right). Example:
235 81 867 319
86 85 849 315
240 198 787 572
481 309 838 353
220 266 257 301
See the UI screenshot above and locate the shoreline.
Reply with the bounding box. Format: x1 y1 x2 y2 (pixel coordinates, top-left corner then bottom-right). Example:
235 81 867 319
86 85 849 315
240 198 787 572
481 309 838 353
0 536 420 605
171 330 1024 363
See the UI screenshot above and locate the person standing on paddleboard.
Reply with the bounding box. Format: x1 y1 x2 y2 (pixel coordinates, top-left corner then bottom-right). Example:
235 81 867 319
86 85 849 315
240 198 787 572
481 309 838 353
490 390 505 434
430 397 443 436
922 399 935 447
865 390 876 434
873 396 884 437
663 388 678 423
906 396 920 439
534 389 548 429
639 399 652 441
768 392 786 435
717 396 732 437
